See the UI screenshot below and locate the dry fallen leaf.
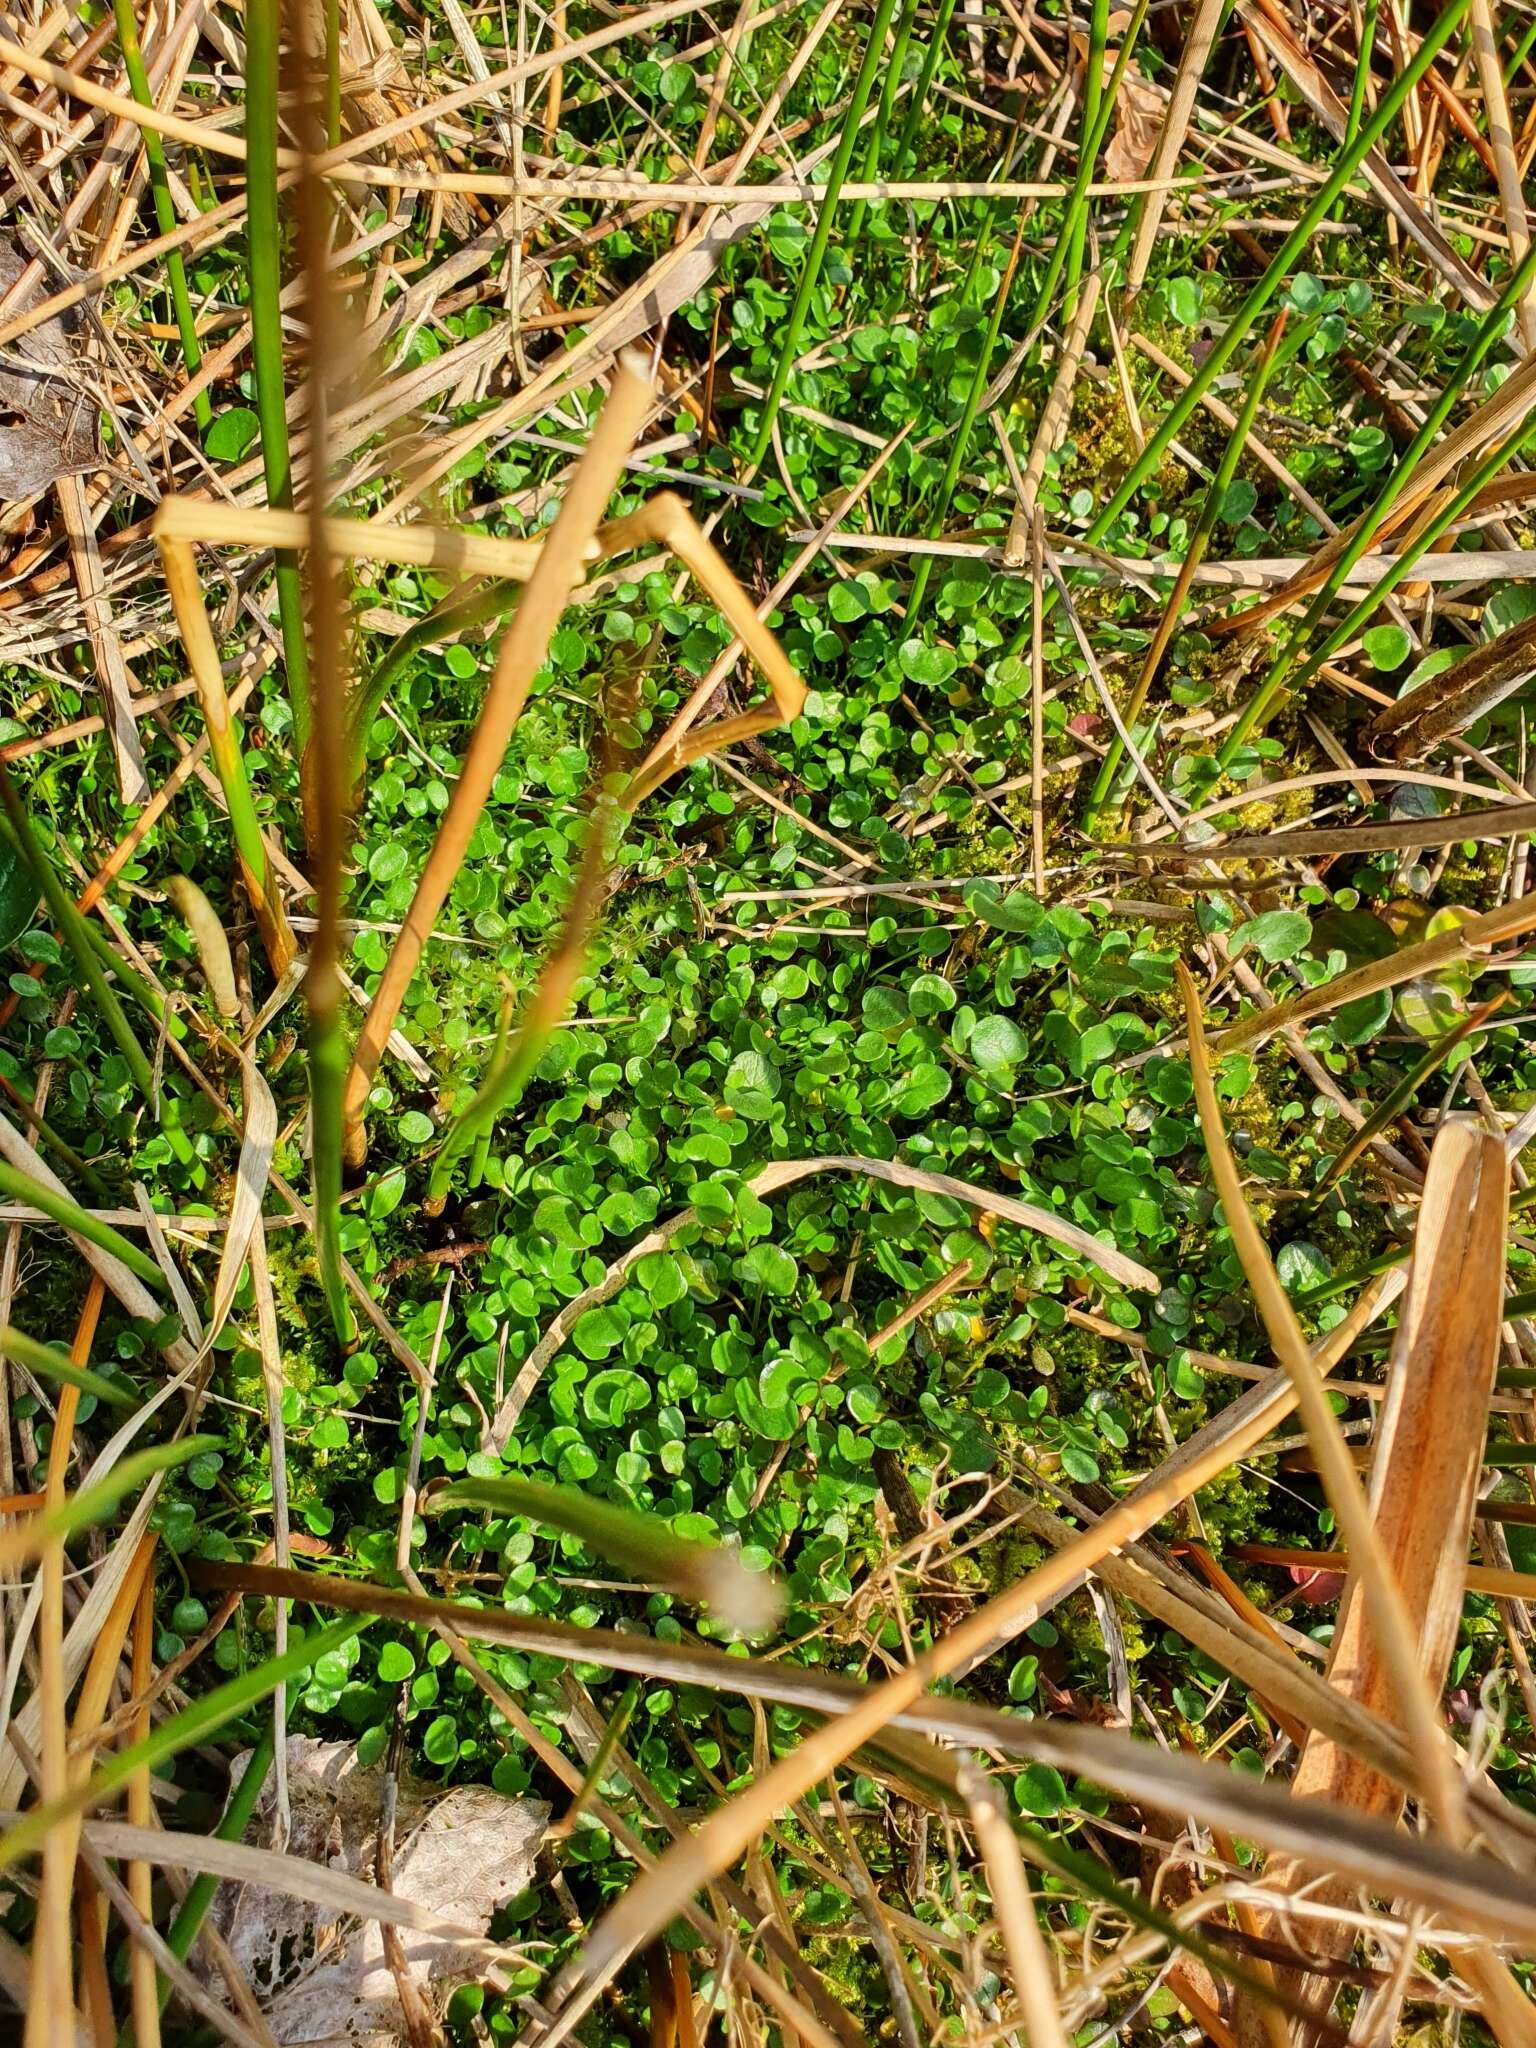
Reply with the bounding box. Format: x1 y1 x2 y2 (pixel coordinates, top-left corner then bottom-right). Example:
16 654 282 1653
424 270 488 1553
0 235 98 502
1105 68 1168 183
213 1737 548 2046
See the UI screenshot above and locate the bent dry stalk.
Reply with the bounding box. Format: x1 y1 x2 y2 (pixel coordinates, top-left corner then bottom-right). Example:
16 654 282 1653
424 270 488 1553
155 354 806 1179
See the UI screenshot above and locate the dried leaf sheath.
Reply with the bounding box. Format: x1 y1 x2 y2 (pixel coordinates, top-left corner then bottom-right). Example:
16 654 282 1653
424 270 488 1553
1238 1118 1511 2044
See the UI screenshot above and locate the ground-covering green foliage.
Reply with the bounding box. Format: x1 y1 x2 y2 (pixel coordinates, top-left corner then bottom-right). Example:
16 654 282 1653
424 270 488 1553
4 0 1536 2038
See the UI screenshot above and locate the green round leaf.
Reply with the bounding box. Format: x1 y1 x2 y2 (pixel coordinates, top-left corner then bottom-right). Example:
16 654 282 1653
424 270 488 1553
1362 624 1412 672
205 406 260 462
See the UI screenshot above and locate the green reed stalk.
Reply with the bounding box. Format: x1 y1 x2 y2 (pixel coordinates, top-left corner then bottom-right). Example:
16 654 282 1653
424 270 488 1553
844 0 922 245
906 209 1018 624
1075 0 1474 551
245 0 313 754
113 0 210 432
1218 234 1536 763
468 987 515 1188
0 1159 163 1286
143 1724 277 2029
747 0 901 469
1085 312 1311 821
0 1616 362 1882
1026 0 1149 334
1275 407 1536 714
0 1326 136 1409
1346 0 1381 142
892 0 959 172
0 779 155 1100
296 146 355 1349
1063 0 1110 316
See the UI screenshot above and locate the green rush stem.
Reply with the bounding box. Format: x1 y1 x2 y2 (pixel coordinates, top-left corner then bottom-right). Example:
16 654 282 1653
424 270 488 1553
348 578 521 779
1346 0 1381 143
112 0 210 432
246 0 313 754
1025 0 1149 334
0 779 156 1101
1312 993 1505 1199
906 208 1025 625
1063 0 1110 318
1503 4 1536 83
892 0 958 172
746 0 901 469
0 1079 106 1197
1025 0 1476 612
151 1724 277 2022
0 1157 164 1286
307 959 354 1345
428 799 623 1204
1085 310 1307 824
1226 401 1536 760
1299 1183 1536 1309
0 1326 135 1409
844 0 922 245
1217 232 1536 765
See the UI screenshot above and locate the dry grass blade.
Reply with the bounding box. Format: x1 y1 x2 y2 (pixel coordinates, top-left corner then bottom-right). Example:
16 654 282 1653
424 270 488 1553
156 525 297 978
128 1547 159 2048
1469 0 1536 349
1363 611 1536 761
202 1047 277 1350
1141 798 1536 862
1241 1117 1511 2040
953 1758 1070 2048
1238 0 1492 303
163 877 239 1019
1125 0 1225 293
1004 275 1101 563
340 351 656 1166
27 1278 102 2048
1180 963 1534 2048
65 1820 515 1959
190 1562 1536 1946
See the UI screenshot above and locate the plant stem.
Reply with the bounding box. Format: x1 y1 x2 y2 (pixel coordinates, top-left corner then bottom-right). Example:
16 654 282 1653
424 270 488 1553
906 208 1025 625
112 0 211 432
323 0 342 148
428 794 623 1205
468 987 515 1188
349 579 521 779
1026 0 1149 335
153 1724 276 2019
245 0 313 756
746 0 901 469
0 778 156 1101
157 528 296 976
1085 311 1307 823
1076 0 1474 554
1218 234 1536 763
892 0 958 172
1063 0 1109 317
844 0 922 245
0 1157 164 1289
1345 0 1381 143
